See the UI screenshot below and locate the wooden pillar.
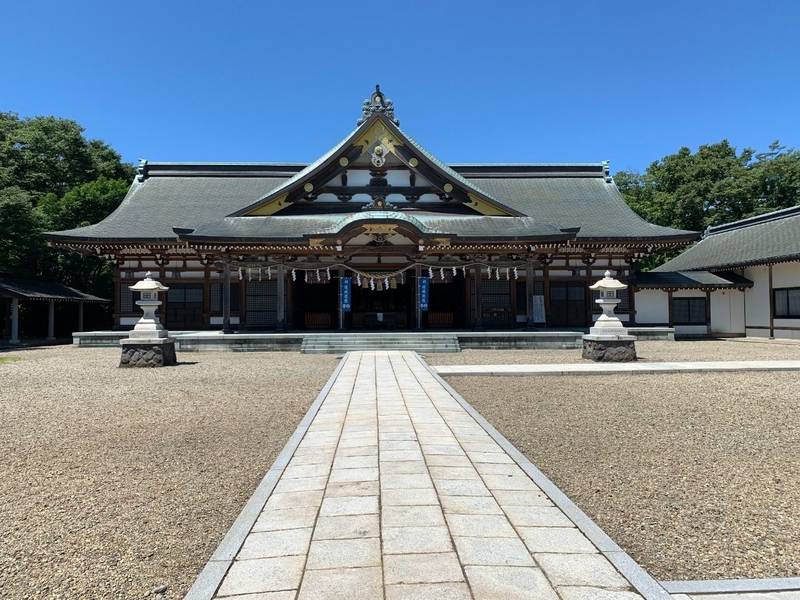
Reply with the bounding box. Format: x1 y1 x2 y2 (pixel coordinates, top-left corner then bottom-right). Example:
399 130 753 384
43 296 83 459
768 264 774 338
202 266 211 329
10 298 20 344
113 264 121 330
277 266 286 331
525 257 535 329
542 257 551 328
667 290 674 327
222 261 232 333
77 301 84 332
338 268 344 331
473 266 483 330
47 299 56 341
629 286 637 325
583 255 595 327
415 265 422 330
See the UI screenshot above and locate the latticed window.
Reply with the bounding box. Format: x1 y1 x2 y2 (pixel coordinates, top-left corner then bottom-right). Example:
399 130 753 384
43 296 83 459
119 287 134 313
246 280 277 327
672 297 707 324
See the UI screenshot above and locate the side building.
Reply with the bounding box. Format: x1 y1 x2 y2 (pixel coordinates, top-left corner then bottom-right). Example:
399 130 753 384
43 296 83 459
639 206 800 339
44 87 698 333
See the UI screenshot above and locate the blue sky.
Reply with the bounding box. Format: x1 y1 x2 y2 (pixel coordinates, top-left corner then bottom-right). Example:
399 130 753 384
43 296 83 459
3 1 798 173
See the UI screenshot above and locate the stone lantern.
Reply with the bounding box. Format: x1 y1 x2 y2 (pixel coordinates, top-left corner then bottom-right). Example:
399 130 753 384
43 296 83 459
119 272 177 367
582 270 637 362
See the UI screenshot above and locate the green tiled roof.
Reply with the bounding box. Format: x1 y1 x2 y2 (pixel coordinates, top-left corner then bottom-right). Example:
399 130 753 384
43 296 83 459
633 270 752 289
655 206 800 271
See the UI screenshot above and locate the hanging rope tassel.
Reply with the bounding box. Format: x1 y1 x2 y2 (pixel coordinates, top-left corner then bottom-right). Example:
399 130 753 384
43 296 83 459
238 267 243 281
452 266 457 276
267 266 271 280
513 267 518 279
370 278 375 291
505 268 510 280
462 266 466 277
291 269 296 281
326 267 331 281
428 266 434 279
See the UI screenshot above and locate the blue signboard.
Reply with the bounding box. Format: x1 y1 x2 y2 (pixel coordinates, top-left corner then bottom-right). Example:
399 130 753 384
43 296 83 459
419 277 430 311
341 277 352 312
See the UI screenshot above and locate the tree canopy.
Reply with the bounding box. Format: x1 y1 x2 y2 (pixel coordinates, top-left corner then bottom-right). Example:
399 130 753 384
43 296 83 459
616 140 800 234
0 112 133 295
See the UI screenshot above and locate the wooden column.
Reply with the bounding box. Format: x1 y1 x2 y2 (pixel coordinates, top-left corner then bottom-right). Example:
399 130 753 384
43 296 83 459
768 264 774 338
113 264 121 330
541 256 551 328
222 261 232 333
338 268 344 331
77 301 84 332
667 290 674 327
202 267 211 328
276 266 286 331
415 265 422 330
583 255 595 327
10 298 20 345
629 287 637 325
47 299 56 341
472 266 483 330
526 257 535 329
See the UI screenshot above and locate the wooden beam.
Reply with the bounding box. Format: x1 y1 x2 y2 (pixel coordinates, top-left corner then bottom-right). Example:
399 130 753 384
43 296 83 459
769 264 774 338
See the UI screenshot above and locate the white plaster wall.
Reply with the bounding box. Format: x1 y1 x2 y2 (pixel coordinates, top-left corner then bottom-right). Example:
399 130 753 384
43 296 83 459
634 289 668 324
710 290 745 335
743 265 770 329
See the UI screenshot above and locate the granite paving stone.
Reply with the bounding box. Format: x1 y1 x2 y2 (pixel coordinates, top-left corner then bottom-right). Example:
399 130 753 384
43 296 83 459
384 551 465 584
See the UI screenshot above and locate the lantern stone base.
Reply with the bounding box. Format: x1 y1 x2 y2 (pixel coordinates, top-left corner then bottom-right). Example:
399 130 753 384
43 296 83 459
119 338 177 368
582 334 637 362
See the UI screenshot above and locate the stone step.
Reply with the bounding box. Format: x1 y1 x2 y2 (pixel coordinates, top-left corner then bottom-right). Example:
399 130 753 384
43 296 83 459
301 333 461 354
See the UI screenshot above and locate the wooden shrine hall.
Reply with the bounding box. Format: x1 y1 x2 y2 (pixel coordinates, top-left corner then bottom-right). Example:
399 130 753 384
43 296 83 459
45 86 698 333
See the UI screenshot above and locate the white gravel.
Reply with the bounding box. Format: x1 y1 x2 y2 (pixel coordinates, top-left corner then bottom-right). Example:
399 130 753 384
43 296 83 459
0 346 337 599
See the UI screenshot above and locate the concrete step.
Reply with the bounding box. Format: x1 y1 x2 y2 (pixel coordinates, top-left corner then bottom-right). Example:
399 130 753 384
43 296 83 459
300 333 461 354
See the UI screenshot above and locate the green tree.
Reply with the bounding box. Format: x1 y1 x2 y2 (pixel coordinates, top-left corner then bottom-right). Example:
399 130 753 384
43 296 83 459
0 187 45 274
38 176 130 231
0 112 133 299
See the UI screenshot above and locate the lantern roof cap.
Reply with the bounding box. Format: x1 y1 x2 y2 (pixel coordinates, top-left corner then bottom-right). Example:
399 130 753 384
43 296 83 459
589 270 628 290
129 272 169 292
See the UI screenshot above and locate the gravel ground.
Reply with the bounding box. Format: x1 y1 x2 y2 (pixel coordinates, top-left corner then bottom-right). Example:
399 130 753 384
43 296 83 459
0 347 337 599
429 338 800 365
447 371 800 580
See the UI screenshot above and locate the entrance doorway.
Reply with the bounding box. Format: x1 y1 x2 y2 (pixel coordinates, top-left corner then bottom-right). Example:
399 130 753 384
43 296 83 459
549 282 586 327
292 278 337 329
349 276 414 330
426 276 467 328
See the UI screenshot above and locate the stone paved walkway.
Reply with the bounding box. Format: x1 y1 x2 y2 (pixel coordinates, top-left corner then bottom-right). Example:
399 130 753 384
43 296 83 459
434 359 800 377
210 351 646 599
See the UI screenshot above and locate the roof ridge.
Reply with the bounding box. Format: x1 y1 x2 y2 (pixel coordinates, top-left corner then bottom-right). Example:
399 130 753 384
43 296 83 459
707 204 800 235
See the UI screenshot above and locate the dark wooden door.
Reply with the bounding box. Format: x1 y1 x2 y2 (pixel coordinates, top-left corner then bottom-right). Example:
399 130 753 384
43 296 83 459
549 282 586 327
166 284 204 330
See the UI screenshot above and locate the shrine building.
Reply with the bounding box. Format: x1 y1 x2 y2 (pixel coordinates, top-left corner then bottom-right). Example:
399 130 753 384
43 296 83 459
45 86 716 335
